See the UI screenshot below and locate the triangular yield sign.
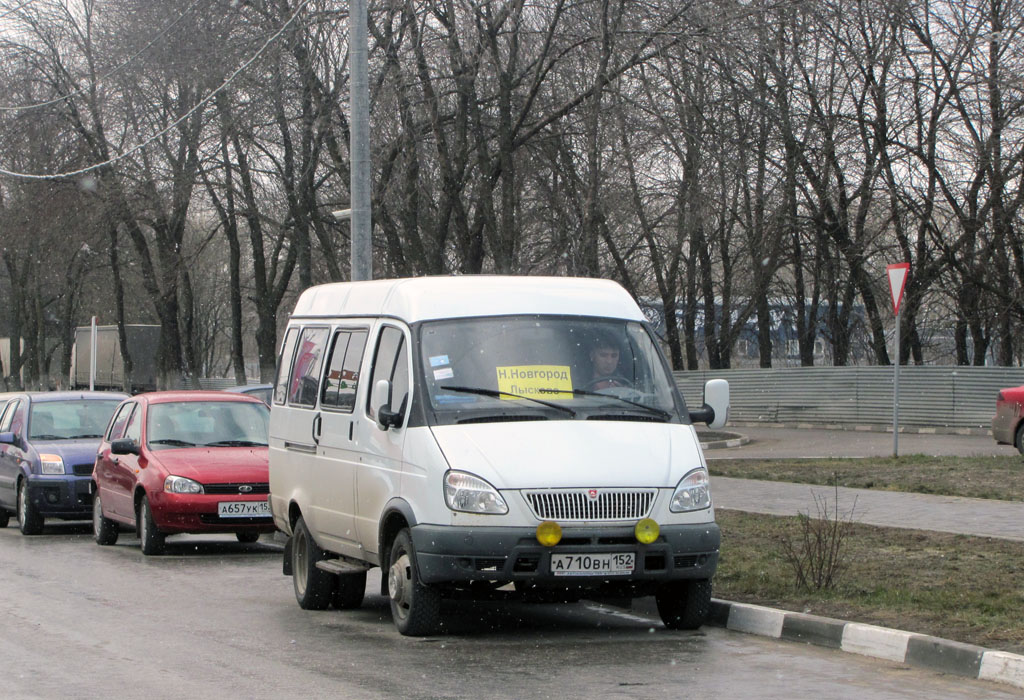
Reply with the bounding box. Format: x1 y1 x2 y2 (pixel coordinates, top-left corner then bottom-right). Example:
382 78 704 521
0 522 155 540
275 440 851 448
887 263 910 315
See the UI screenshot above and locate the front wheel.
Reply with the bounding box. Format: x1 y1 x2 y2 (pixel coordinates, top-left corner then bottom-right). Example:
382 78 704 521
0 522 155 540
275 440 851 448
17 479 43 535
0 509 9 528
656 578 712 630
138 496 165 555
388 529 441 636
1015 423 1024 455
93 494 119 545
291 516 334 610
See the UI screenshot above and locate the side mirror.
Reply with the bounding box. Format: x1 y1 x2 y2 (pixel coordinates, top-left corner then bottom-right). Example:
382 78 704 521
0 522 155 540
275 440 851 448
111 438 140 456
0 432 15 445
372 379 403 431
689 379 729 430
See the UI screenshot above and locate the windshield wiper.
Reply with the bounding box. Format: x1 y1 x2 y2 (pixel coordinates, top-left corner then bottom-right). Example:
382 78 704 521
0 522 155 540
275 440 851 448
149 438 197 447
203 440 267 447
540 388 673 421
30 433 65 440
67 433 104 439
439 386 576 417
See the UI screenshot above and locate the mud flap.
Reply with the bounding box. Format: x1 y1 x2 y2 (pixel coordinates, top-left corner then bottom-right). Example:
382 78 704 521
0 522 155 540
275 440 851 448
282 536 293 576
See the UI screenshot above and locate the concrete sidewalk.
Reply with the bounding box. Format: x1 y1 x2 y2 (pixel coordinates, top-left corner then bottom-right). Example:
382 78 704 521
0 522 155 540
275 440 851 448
712 476 1024 541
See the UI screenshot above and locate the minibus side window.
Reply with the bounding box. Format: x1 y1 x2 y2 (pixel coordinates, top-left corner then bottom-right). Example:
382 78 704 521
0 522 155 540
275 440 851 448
273 328 299 405
367 326 408 421
321 330 368 412
288 327 330 408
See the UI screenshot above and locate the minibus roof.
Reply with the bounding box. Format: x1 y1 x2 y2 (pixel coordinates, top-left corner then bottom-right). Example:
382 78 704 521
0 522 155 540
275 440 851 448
290 276 646 323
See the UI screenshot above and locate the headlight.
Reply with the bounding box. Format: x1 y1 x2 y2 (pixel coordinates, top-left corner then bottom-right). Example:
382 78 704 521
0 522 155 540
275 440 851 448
444 471 508 514
39 454 65 475
670 468 710 512
164 475 204 494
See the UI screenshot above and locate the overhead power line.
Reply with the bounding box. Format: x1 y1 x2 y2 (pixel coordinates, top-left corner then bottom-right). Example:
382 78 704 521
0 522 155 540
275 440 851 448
0 0 311 182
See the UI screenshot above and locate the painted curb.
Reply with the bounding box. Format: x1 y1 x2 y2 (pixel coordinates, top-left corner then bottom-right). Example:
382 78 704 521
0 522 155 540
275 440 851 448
699 434 751 450
709 599 1024 691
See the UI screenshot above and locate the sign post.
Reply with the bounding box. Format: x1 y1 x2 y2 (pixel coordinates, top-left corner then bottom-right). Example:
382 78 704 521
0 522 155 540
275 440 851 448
887 263 910 457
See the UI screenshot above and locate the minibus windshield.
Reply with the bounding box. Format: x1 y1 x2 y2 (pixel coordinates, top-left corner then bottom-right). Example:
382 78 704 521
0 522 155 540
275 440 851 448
418 316 683 424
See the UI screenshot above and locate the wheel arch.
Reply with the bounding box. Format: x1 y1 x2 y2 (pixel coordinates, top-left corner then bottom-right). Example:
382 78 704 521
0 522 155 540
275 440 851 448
377 498 417 595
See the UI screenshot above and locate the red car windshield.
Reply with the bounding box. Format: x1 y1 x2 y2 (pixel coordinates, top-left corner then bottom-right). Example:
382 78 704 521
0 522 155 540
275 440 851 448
147 401 269 450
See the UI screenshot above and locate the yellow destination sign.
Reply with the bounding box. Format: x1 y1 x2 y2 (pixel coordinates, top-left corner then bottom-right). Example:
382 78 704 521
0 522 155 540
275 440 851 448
496 365 574 400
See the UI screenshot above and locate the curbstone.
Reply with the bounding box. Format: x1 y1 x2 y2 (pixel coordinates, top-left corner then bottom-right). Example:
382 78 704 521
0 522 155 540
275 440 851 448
724 601 785 638
781 612 846 649
840 622 913 662
706 599 1024 691
905 635 985 679
980 651 1024 688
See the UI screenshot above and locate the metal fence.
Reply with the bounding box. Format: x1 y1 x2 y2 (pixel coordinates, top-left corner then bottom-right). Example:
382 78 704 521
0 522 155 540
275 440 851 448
674 366 1024 430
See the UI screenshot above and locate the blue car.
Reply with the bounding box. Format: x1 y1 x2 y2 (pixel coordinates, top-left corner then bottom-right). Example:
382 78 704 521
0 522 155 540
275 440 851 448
0 391 127 534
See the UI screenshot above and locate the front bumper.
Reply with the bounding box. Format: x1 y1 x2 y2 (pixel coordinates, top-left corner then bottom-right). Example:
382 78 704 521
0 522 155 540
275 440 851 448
26 475 92 519
149 492 276 535
410 522 720 588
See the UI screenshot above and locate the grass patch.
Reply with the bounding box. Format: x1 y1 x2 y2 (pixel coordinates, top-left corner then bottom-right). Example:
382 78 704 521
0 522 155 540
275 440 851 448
709 455 1024 501
715 509 1024 654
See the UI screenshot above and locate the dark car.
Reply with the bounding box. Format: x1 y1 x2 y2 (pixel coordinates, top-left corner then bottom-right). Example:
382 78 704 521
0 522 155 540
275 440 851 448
0 391 127 533
992 385 1024 453
224 383 272 405
92 391 274 554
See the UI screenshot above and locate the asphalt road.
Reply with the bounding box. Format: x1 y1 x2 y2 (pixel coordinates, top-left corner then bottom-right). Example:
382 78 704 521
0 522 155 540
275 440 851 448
1 523 1017 699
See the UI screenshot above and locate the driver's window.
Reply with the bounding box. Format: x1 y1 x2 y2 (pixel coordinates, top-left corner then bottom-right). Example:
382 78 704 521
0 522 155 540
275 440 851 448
367 326 408 421
123 405 142 443
106 403 133 441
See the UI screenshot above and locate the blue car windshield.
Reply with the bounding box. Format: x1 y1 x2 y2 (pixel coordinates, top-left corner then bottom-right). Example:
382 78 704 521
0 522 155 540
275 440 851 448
30 400 123 440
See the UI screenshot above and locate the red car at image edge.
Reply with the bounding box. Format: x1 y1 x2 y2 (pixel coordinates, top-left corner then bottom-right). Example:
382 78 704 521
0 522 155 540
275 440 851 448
91 391 275 554
992 385 1024 454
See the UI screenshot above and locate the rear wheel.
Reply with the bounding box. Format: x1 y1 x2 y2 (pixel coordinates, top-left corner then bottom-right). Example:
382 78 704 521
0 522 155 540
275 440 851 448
332 571 367 610
138 497 165 555
0 509 9 528
17 479 43 535
236 532 260 544
388 528 441 636
93 494 119 545
291 516 333 610
656 578 712 630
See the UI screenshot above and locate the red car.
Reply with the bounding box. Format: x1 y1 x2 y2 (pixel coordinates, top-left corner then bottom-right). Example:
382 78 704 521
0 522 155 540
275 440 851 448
91 391 275 554
992 385 1024 453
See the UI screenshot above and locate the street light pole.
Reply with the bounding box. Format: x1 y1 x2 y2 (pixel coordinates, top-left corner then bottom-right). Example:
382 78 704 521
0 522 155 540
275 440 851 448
350 0 371 281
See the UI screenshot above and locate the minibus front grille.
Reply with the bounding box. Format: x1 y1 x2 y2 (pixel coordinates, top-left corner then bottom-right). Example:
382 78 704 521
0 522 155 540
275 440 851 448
522 489 656 521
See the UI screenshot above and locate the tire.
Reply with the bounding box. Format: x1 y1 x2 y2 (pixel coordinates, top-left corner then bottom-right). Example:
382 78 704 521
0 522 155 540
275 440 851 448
656 578 712 630
17 478 43 535
387 528 441 636
1015 423 1024 455
0 509 9 528
332 571 367 610
93 494 119 545
291 516 334 610
236 532 260 544
138 496 165 555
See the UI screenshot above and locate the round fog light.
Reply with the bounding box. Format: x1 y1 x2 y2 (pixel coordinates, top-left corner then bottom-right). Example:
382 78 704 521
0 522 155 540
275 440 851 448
536 521 562 547
634 518 659 544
